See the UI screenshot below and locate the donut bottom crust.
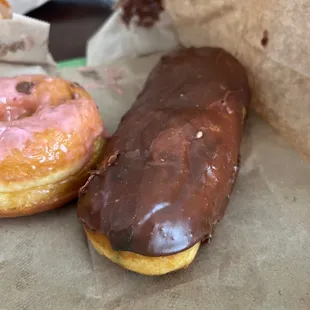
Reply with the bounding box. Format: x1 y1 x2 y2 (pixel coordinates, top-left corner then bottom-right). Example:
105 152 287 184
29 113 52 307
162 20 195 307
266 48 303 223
85 228 200 276
0 138 105 218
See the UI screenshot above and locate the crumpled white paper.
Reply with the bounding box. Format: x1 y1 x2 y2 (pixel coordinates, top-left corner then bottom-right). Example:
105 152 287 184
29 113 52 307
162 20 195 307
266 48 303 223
9 0 50 15
87 9 179 66
0 13 56 76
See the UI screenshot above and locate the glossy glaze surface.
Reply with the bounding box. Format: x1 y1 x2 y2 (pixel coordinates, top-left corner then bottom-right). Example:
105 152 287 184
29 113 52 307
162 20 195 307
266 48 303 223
0 76 104 162
77 47 250 256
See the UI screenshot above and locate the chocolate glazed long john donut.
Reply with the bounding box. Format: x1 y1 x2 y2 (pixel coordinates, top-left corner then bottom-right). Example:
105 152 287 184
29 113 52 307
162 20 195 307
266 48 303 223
77 47 251 275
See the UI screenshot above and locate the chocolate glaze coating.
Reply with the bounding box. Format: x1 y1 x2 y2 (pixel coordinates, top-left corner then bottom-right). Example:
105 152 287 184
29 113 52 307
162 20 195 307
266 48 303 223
118 0 163 28
77 47 251 257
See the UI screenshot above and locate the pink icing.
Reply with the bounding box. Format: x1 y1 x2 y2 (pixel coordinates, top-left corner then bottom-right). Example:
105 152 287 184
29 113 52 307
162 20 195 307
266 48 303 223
0 78 37 122
0 76 104 162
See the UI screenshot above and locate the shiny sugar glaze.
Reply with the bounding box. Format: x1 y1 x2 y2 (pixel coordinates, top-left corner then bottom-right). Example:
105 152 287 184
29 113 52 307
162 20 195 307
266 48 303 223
0 76 104 162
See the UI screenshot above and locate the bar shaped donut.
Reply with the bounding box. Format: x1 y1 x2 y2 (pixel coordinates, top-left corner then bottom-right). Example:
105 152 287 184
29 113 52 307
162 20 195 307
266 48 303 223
0 75 106 217
78 47 251 275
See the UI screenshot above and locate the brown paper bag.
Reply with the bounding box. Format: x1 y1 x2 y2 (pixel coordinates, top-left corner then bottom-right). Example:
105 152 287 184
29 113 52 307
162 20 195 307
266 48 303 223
165 0 310 162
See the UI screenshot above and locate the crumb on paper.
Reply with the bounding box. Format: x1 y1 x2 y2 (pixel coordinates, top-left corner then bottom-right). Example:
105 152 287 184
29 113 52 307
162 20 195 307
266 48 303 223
261 30 269 47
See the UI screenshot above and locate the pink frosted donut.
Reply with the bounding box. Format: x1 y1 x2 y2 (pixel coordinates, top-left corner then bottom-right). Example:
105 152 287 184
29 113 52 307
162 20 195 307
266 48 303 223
0 75 106 217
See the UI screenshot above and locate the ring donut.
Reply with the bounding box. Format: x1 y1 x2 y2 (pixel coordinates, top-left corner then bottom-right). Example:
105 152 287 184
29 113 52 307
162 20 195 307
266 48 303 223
0 75 106 218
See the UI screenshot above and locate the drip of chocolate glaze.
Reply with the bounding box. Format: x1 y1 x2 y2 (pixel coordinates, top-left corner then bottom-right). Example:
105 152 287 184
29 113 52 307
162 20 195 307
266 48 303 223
118 0 163 28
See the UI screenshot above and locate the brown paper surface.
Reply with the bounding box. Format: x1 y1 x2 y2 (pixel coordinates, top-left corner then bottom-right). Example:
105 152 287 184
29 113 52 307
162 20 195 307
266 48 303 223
1 7 310 310
164 0 310 162
1 55 310 310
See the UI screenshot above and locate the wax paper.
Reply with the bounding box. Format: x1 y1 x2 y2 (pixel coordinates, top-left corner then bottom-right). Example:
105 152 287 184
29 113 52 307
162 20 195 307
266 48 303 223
1 4 309 310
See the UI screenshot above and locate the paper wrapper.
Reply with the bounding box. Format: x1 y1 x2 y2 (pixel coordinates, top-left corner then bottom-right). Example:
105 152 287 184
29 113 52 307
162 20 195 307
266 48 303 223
164 0 310 162
1 5 310 310
0 14 56 75
87 10 178 66
9 0 50 15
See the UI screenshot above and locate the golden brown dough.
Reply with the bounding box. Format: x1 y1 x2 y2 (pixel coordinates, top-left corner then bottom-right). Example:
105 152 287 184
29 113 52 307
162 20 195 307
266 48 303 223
86 228 200 276
0 75 106 217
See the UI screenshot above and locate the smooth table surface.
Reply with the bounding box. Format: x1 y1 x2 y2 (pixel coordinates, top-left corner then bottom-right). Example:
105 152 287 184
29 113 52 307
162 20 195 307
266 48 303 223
27 0 112 62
